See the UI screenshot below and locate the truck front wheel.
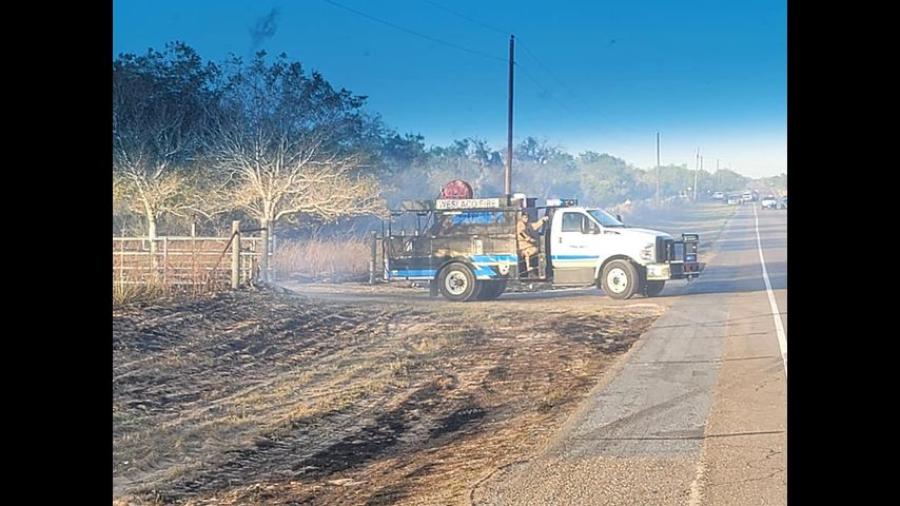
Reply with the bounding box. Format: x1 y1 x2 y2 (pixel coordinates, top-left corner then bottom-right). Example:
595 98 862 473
601 260 640 300
438 263 480 302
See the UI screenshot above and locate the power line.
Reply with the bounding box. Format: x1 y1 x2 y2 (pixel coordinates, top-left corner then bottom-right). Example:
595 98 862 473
514 61 575 115
414 1 577 118
322 0 507 63
421 0 509 36
517 41 578 99
418 2 579 102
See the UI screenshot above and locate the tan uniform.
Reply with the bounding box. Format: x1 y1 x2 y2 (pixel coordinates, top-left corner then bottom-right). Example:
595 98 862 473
517 215 547 271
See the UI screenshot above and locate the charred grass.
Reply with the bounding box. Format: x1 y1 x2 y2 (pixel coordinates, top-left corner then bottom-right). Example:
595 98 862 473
114 288 659 505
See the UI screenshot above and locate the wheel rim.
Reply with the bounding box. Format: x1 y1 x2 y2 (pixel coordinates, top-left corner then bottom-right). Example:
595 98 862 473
606 267 629 294
444 270 468 295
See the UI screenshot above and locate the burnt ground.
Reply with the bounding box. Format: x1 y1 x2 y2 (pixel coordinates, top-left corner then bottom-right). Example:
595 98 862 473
113 287 660 505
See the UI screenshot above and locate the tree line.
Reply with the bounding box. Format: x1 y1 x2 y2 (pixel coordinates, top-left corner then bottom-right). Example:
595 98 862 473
114 42 772 240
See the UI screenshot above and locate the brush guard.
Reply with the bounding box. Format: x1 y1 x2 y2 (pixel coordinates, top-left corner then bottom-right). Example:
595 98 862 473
668 233 703 280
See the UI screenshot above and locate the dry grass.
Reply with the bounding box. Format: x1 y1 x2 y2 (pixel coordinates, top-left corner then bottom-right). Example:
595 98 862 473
112 278 222 307
273 237 370 282
113 280 169 307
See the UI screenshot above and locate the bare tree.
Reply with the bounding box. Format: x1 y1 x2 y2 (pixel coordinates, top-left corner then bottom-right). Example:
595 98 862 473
112 44 216 242
205 52 384 280
207 126 383 229
112 116 194 240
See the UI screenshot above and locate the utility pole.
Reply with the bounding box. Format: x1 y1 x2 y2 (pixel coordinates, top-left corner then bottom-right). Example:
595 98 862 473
505 34 515 199
693 148 700 202
715 159 719 194
655 132 661 206
695 155 702 202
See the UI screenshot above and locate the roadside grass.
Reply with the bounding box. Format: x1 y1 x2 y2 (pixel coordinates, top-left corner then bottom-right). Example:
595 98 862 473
273 237 370 282
113 280 169 307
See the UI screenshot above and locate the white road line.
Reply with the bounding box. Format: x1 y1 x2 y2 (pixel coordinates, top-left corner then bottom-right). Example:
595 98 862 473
753 204 787 376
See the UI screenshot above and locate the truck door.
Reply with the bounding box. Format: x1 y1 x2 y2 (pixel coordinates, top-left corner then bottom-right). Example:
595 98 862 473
551 211 601 285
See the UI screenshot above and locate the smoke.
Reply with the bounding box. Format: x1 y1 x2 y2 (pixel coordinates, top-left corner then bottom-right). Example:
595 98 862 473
250 8 280 51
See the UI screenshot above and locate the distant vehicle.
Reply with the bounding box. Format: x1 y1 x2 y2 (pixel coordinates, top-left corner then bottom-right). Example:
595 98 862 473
782 196 787 209
712 191 725 200
761 195 778 209
741 191 753 203
727 193 742 205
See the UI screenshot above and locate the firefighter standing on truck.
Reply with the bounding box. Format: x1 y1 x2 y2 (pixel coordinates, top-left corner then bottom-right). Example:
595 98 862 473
517 212 548 275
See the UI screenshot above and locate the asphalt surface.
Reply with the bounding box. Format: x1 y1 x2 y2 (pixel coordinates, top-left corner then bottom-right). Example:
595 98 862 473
279 202 788 505
475 203 787 505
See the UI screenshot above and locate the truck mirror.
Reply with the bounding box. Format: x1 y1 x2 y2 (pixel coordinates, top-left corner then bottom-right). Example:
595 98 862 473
581 218 598 235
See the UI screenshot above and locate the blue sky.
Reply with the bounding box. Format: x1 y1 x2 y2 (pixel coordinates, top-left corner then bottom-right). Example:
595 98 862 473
113 0 786 177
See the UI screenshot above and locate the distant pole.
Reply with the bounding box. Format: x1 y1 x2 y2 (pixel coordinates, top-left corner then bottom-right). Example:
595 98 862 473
695 155 702 202
693 148 699 200
716 160 721 189
655 132 661 206
505 34 515 198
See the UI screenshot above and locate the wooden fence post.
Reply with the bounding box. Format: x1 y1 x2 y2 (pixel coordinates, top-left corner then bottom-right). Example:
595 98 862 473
369 230 377 285
270 230 277 283
260 223 269 283
118 234 125 286
191 230 197 288
231 220 241 289
162 237 169 286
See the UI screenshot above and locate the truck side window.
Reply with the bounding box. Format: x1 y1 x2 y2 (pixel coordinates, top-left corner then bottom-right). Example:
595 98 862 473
561 212 585 232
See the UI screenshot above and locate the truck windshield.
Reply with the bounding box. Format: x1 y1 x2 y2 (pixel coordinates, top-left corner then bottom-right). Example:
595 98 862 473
587 209 625 228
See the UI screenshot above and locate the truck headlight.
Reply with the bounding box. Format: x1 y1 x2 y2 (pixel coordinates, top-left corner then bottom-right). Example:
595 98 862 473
640 242 654 261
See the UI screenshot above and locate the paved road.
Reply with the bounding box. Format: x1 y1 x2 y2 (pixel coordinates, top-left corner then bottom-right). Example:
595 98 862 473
476 203 787 505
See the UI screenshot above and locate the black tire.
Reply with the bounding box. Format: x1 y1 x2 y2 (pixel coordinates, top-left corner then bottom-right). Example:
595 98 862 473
600 259 640 300
477 280 507 300
438 263 480 302
645 280 666 297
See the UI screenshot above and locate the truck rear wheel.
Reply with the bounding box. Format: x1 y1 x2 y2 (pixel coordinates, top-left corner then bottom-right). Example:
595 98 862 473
645 280 666 297
438 263 480 302
601 260 640 300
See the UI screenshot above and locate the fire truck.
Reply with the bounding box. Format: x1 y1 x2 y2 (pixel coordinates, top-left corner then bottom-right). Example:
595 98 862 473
378 187 703 302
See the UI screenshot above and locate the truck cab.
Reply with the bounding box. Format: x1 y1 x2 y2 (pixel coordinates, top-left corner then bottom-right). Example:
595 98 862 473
546 205 700 298
380 197 702 301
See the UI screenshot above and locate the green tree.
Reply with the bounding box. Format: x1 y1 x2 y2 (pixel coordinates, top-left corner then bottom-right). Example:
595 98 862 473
577 153 651 206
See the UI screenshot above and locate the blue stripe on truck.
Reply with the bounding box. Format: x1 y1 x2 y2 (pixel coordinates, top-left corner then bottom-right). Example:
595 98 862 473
387 269 437 279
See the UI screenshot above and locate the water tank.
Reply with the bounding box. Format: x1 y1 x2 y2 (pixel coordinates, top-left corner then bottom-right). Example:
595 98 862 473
440 179 474 199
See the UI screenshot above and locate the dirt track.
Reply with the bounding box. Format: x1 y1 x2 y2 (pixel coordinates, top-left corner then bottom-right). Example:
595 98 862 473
113 288 659 505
